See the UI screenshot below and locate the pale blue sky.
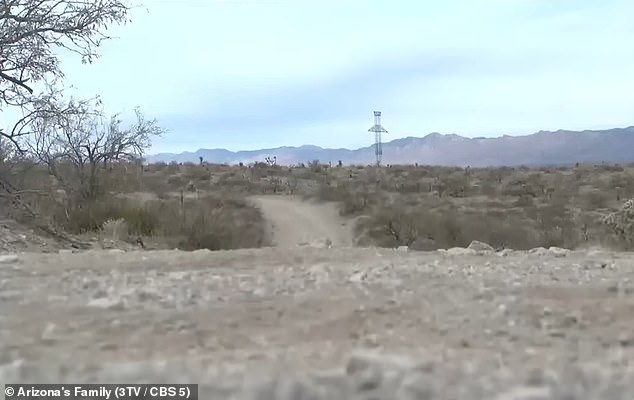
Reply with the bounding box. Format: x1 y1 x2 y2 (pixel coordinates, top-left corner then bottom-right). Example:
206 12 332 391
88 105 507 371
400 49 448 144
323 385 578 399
54 0 634 153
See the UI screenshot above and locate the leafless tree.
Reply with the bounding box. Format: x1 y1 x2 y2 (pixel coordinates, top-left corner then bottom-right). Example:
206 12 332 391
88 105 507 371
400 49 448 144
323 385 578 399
0 0 133 150
27 96 164 199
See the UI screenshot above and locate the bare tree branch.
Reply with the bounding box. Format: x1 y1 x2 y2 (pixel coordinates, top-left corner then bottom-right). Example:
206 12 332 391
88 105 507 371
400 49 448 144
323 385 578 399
0 0 133 146
28 96 164 200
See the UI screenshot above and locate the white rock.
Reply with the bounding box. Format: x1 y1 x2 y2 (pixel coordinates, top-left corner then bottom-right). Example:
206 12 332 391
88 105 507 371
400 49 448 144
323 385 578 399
348 270 367 283
467 240 494 252
0 254 18 264
497 249 514 257
549 246 570 257
397 246 409 252
529 247 549 256
40 323 59 344
192 249 212 254
87 297 125 311
446 247 476 256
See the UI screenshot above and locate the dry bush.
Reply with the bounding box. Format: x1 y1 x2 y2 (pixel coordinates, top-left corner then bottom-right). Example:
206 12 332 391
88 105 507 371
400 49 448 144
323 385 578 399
603 198 634 249
57 196 157 236
101 218 129 241
514 195 535 207
582 190 611 209
7 156 634 253
168 195 270 250
339 189 378 216
358 207 526 249
139 172 175 196
182 165 211 182
166 174 186 188
52 193 270 251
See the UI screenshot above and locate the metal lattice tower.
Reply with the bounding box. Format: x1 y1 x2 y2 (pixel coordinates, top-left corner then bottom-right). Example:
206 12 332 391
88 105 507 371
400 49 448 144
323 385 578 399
368 111 388 166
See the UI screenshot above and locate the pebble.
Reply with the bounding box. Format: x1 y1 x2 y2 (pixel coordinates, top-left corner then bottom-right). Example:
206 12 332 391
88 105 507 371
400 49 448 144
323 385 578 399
40 323 59 344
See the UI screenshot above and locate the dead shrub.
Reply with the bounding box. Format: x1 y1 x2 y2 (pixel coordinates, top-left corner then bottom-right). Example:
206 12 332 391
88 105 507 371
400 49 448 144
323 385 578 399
59 197 157 236
101 218 129 241
340 190 376 216
514 195 535 207
183 166 210 182
166 175 186 189
169 195 270 250
56 193 270 251
582 190 610 209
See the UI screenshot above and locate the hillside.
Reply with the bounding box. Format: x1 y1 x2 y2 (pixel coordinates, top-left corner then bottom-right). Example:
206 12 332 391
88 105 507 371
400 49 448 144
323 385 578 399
146 126 634 167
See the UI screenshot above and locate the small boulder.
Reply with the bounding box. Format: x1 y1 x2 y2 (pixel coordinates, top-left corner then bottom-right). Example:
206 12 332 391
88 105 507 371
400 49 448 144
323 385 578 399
549 246 570 258
529 247 549 256
467 240 494 252
497 249 514 257
348 270 367 283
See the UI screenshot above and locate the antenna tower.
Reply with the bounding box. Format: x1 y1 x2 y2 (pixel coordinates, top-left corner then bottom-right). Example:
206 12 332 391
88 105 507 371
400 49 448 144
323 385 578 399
368 111 388 166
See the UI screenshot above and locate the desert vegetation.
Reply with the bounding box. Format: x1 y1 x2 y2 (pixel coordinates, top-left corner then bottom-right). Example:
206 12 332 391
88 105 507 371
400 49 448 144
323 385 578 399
0 0 266 251
136 160 634 251
4 149 634 252
1 1 633 253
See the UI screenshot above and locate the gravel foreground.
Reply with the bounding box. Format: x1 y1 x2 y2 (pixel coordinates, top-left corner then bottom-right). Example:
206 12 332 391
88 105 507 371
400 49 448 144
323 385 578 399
1 246 633 399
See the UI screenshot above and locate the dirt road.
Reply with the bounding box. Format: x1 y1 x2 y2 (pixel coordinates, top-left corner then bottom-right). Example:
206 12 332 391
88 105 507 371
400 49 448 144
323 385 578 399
250 195 354 248
1 246 633 399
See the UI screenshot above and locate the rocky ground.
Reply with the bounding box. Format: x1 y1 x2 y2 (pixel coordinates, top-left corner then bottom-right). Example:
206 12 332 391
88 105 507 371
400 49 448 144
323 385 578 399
1 244 633 399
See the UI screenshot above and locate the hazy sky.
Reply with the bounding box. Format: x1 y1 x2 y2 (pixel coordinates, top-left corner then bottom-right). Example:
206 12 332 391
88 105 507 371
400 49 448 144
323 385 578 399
55 0 634 154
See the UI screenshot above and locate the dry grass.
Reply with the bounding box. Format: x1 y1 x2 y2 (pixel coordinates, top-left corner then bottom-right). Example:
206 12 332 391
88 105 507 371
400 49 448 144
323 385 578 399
1 158 633 251
0 160 271 251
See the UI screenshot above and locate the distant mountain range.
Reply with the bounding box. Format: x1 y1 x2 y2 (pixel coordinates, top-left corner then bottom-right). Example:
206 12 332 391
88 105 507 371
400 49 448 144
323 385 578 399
146 126 634 167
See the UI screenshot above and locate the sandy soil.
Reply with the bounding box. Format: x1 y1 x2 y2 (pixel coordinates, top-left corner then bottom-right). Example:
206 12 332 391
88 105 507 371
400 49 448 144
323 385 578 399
0 198 633 399
1 247 633 399
250 195 354 248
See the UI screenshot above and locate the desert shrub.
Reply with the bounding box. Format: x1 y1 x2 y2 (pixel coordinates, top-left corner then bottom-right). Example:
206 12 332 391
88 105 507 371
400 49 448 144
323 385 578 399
478 181 498 196
514 195 535 207
57 196 157 236
101 218 129 241
603 198 634 249
170 195 269 250
56 193 270 250
523 200 579 248
313 182 348 202
598 164 624 173
356 200 577 250
608 174 634 198
183 166 210 182
582 190 610 209
358 207 466 249
339 190 377 216
166 162 180 174
140 173 173 195
460 212 536 249
166 175 185 188
150 162 167 172
216 173 251 192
